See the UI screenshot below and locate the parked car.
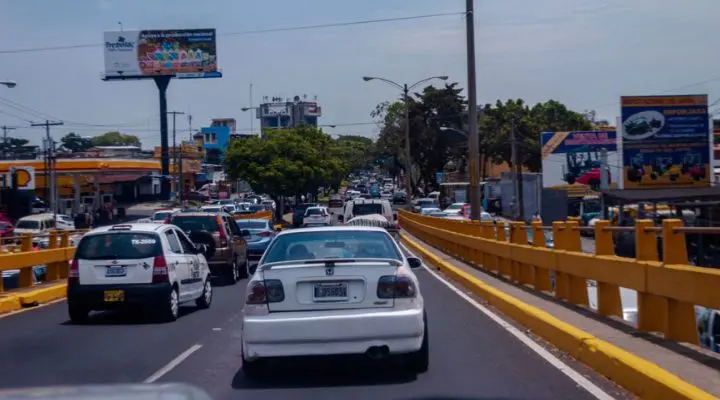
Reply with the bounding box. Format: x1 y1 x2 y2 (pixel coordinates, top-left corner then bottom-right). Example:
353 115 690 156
167 212 250 283
67 223 213 323
241 226 428 377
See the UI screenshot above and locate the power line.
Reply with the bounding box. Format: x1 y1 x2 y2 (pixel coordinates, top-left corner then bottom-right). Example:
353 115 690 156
0 12 463 55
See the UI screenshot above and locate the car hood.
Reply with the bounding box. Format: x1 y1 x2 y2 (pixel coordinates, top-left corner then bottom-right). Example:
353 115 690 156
0 383 213 400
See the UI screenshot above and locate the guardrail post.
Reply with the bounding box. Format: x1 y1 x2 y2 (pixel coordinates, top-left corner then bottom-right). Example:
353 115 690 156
46 231 60 281
510 222 529 284
531 221 553 292
635 219 667 335
594 220 622 318
565 220 589 306
18 233 33 288
496 222 511 278
552 222 569 300
480 221 497 273
59 232 70 279
661 219 698 345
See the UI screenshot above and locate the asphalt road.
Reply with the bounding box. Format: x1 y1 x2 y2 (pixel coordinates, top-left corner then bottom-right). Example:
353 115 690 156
0 262 615 399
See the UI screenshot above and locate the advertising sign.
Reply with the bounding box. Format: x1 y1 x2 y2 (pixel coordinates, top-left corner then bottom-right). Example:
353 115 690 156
540 131 618 190
259 103 290 117
621 95 710 189
303 102 322 117
4 166 35 190
435 172 445 184
103 29 220 79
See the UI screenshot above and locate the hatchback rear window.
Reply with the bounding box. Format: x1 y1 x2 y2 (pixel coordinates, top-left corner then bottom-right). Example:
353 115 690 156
153 212 172 221
263 230 401 264
237 220 268 230
305 208 324 216
352 203 383 216
76 233 161 260
16 220 40 229
170 216 219 232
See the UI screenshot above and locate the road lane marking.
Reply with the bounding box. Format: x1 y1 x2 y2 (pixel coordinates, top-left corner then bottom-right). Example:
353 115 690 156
144 344 203 383
400 243 615 400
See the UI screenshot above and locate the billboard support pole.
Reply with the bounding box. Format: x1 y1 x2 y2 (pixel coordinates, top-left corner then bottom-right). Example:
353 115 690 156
155 76 171 201
600 147 609 219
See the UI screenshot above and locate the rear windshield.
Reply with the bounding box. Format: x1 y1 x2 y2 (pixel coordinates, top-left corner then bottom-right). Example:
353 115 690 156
201 207 222 213
305 208 324 216
263 230 401 264
352 203 383 216
249 205 265 212
294 204 314 214
76 233 161 260
153 211 172 221
170 216 219 232
418 200 434 206
237 220 268 230
16 220 40 229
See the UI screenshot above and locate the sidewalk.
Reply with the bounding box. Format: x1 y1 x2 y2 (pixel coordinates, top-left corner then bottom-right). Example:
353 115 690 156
404 232 720 397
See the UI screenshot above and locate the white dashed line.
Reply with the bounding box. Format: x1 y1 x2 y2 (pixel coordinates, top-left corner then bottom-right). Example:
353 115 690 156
144 344 203 383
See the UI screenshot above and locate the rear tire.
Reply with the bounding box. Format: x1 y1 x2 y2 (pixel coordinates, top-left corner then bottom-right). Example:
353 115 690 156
407 312 429 373
195 279 212 309
226 257 239 285
159 286 180 322
239 252 250 279
68 304 89 324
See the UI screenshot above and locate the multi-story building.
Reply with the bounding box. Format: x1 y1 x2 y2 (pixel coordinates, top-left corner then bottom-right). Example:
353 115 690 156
194 118 235 164
255 95 322 130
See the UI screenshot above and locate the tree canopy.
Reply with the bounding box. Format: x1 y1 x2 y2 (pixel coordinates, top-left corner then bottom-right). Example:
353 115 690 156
372 83 595 191
60 132 93 152
90 131 142 147
224 126 350 197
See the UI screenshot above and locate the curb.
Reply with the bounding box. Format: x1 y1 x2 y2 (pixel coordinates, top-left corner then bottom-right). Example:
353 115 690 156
401 233 715 400
0 283 67 314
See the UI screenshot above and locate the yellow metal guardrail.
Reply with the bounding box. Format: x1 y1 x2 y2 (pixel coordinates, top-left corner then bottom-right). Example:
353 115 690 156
0 231 77 293
399 210 720 345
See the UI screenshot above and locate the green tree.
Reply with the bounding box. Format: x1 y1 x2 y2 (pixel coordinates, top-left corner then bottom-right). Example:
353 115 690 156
224 125 346 199
0 136 37 159
60 132 93 152
335 135 376 173
91 131 142 147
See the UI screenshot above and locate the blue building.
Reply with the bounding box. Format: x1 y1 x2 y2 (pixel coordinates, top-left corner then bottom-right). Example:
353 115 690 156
194 118 235 164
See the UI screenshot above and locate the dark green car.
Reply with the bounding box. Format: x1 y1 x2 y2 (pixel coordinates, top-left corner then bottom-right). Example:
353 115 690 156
292 203 318 227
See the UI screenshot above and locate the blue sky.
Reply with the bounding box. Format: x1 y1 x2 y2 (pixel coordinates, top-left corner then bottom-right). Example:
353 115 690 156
0 0 718 148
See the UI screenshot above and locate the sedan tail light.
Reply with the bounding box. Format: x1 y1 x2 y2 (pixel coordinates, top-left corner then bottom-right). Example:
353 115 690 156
257 231 272 237
246 280 285 304
69 259 79 284
377 275 416 299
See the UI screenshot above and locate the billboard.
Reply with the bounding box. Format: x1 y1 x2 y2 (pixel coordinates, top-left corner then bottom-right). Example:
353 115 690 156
540 131 618 190
621 95 710 189
3 166 35 190
303 102 322 117
103 29 220 79
259 103 290 118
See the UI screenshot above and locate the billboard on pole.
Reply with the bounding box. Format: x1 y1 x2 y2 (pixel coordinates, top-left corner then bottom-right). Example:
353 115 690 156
621 95 710 189
540 131 619 190
103 29 221 79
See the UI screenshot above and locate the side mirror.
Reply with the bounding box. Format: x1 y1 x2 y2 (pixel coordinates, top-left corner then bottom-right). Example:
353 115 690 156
407 257 422 269
240 229 251 237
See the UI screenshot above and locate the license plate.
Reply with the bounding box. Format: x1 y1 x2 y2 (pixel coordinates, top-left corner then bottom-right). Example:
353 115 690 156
313 282 348 300
105 266 127 277
104 290 124 302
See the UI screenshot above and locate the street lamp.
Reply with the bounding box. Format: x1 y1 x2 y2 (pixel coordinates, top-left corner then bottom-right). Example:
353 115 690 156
0 80 17 88
362 75 448 207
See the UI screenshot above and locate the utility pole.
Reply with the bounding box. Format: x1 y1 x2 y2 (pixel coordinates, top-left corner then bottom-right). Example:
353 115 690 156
31 120 63 214
187 114 193 142
465 0 481 220
167 111 185 201
250 83 254 135
1 126 16 160
510 120 519 220
600 148 609 219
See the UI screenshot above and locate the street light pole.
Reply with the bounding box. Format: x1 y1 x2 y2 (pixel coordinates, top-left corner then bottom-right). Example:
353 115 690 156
0 80 17 88
362 75 448 208
466 0 482 221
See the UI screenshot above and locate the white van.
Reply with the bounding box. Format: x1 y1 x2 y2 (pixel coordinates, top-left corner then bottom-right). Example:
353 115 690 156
340 199 395 225
14 214 56 235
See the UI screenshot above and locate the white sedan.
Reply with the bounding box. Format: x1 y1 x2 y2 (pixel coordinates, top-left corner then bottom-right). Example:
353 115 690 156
241 226 428 377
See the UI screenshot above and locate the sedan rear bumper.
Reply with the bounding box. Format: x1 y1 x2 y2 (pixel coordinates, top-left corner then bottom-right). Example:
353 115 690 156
242 307 424 360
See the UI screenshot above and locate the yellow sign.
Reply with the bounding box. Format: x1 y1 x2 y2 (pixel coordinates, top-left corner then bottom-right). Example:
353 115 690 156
7 166 35 190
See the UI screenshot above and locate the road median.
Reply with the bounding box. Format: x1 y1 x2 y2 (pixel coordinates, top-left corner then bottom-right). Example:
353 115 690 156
401 232 716 400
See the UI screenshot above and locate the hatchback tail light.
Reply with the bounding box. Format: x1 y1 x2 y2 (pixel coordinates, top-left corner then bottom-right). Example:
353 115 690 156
152 255 170 283
68 259 79 284
216 216 228 247
377 275 416 298
246 280 285 304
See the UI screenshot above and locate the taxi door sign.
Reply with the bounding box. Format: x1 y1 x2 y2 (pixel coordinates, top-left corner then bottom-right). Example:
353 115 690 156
5 166 35 190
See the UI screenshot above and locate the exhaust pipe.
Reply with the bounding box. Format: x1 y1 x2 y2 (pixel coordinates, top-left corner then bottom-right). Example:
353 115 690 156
365 345 390 360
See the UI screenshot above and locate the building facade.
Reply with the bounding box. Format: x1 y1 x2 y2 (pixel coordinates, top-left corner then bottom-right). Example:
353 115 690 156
256 95 322 129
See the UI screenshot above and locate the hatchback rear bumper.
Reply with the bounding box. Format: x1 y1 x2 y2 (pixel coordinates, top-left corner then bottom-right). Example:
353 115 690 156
67 282 171 310
242 307 424 360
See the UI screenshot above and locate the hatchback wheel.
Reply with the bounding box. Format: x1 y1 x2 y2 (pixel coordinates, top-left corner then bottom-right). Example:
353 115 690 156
68 303 89 324
196 279 212 309
160 287 180 322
